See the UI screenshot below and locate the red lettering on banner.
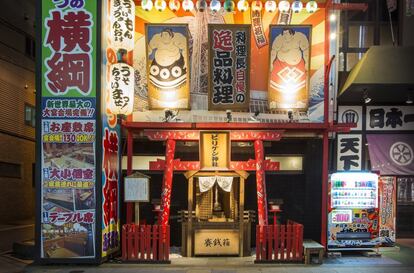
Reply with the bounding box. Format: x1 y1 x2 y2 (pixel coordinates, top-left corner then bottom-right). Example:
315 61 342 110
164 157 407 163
103 128 119 227
213 30 233 51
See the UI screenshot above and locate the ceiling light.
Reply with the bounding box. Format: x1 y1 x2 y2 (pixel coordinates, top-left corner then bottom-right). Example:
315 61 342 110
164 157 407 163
363 89 371 104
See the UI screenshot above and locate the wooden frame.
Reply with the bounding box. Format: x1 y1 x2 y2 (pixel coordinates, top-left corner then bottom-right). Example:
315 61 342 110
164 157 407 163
183 170 248 257
267 24 312 111
208 24 251 111
145 23 191 110
199 131 231 171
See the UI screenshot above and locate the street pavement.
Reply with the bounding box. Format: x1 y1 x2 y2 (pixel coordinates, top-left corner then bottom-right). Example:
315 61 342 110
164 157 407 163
1 240 413 273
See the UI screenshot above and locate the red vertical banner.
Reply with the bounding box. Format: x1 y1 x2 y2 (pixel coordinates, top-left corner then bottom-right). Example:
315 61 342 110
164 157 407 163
379 176 397 246
254 139 268 226
159 139 176 226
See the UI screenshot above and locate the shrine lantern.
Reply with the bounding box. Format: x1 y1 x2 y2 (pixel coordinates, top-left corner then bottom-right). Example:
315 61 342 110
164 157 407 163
141 0 154 11
224 0 235 12
210 0 222 12
169 0 181 11
291 0 303 13
251 0 263 11
196 0 208 11
108 63 135 116
155 0 167 11
306 0 318 13
278 0 290 12
237 0 249 12
182 0 194 11
264 0 277 12
110 0 135 51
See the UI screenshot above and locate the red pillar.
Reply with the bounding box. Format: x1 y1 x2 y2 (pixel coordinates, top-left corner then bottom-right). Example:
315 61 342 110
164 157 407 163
254 139 268 226
126 129 133 224
159 138 176 227
321 130 329 248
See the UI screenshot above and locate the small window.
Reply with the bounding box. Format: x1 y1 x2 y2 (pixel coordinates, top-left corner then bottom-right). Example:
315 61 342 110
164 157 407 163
25 104 35 127
25 35 35 59
0 161 22 178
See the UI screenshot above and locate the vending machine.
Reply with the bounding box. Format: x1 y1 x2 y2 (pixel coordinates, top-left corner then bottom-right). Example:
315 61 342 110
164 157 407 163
328 172 380 250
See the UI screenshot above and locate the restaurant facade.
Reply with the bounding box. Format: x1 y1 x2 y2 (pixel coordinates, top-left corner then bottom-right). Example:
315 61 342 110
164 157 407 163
35 0 368 264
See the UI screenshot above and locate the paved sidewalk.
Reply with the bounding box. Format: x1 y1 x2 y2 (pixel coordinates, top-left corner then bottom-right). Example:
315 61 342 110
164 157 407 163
2 239 413 273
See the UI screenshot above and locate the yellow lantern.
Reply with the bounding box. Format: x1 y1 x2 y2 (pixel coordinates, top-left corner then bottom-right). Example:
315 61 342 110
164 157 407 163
108 63 135 116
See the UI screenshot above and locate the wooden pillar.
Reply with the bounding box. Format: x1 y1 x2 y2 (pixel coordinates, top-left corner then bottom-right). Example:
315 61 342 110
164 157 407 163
186 176 193 257
254 139 268 226
159 138 176 227
126 130 133 224
239 177 245 257
321 131 329 248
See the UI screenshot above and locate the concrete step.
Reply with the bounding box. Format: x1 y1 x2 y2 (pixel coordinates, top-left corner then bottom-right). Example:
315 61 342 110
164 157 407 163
12 240 34 260
0 224 34 253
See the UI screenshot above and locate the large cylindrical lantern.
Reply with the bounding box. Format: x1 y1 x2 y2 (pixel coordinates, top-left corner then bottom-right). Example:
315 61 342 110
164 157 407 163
224 0 235 12
141 0 154 11
182 0 194 11
168 0 181 11
278 0 290 12
264 0 277 12
306 0 318 13
110 0 135 51
251 0 263 11
210 0 221 12
291 0 303 13
108 63 135 116
237 0 249 12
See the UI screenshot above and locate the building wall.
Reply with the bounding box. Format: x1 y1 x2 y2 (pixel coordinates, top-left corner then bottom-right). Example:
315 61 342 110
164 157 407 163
0 0 35 223
400 0 414 46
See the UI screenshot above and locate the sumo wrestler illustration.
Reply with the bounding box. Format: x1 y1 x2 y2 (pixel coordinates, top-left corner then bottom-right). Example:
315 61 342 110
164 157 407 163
268 26 311 110
146 25 190 109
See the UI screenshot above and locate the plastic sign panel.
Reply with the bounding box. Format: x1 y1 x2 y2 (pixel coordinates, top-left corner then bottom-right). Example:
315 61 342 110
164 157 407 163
40 0 97 260
331 210 353 224
366 106 414 131
208 24 251 111
200 132 230 170
337 106 363 131
145 24 190 110
268 25 312 111
124 177 150 202
336 134 362 171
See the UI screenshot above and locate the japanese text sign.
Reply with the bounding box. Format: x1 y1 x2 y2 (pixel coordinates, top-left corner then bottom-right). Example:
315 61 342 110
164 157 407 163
42 0 96 97
337 134 362 171
366 106 414 131
208 25 251 111
200 132 230 170
194 229 239 255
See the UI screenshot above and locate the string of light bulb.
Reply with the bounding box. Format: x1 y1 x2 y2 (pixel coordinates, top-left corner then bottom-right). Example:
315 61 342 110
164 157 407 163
141 0 318 13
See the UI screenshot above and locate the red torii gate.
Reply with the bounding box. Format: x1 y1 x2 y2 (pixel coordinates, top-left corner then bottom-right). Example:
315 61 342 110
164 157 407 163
140 130 283 227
